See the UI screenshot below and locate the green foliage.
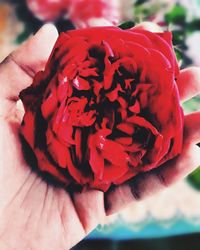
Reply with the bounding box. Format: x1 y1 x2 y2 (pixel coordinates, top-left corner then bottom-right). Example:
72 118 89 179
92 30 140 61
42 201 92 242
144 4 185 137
119 21 135 30
165 5 186 25
164 5 200 68
183 95 200 190
187 19 200 33
187 167 200 191
135 0 149 6
133 2 167 23
15 24 33 44
182 95 200 114
120 3 198 69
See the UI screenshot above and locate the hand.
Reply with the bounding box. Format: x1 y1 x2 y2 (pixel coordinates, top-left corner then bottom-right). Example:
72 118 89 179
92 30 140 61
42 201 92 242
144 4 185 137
0 24 106 250
105 22 200 214
0 23 200 250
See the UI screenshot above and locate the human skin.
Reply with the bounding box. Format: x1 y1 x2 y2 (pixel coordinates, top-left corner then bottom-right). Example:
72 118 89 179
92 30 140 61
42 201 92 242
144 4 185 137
0 24 200 250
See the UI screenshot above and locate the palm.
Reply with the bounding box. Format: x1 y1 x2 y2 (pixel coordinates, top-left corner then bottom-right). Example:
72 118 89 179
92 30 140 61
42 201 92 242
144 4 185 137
0 25 104 250
0 24 200 250
0 112 105 249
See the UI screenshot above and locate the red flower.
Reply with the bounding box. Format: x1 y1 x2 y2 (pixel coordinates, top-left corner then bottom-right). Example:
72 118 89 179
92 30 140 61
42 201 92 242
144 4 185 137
26 0 120 28
20 26 184 192
69 0 120 28
26 0 70 21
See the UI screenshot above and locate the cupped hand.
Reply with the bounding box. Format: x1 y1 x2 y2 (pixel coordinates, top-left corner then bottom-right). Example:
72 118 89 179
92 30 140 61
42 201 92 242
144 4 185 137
0 23 200 250
0 24 106 250
105 23 200 214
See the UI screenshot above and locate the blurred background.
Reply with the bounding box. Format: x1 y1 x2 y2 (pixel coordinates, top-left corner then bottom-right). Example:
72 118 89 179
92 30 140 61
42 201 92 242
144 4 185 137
0 0 200 249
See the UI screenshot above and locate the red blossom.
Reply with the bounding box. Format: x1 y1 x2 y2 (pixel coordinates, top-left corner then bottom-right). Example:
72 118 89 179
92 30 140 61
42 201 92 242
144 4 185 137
20 26 184 192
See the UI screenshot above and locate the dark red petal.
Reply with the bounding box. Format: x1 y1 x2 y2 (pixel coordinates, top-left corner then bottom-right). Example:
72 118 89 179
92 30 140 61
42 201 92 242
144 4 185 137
60 41 89 70
62 63 77 80
100 139 129 166
81 111 96 126
90 179 111 192
51 101 66 133
127 116 160 135
117 123 134 135
118 57 137 74
148 49 173 87
145 132 164 164
34 149 69 184
124 142 144 153
73 76 90 90
129 149 146 167
93 80 103 96
113 170 137 185
117 97 127 109
115 137 132 146
46 129 69 168
157 85 184 165
41 86 58 119
104 61 120 90
57 123 75 145
68 27 153 49
102 161 129 182
57 74 72 100
89 147 104 179
124 42 151 71
129 100 140 114
126 116 164 163
106 83 123 102
75 128 82 163
103 40 114 69
65 147 91 184
21 111 35 148
79 67 98 78
88 133 104 178
88 131 129 181
132 29 179 76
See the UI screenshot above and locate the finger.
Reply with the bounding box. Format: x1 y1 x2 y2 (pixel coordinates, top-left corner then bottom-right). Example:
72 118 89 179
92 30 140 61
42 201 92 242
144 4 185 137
0 24 58 101
133 21 162 32
184 111 200 145
133 24 200 103
87 18 114 27
105 111 200 215
177 67 200 102
71 189 105 234
105 144 200 215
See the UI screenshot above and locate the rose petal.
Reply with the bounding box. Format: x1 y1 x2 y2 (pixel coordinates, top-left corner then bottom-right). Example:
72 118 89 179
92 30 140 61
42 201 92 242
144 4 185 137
21 111 35 148
73 76 90 90
46 129 69 168
34 149 69 183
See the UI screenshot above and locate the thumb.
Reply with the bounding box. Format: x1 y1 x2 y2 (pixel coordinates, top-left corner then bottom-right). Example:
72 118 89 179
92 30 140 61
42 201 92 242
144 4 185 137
0 24 58 101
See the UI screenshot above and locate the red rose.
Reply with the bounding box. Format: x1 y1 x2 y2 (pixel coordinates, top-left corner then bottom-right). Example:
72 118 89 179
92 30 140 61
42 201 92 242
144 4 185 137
26 0 120 28
69 0 120 28
20 26 184 191
26 0 70 21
